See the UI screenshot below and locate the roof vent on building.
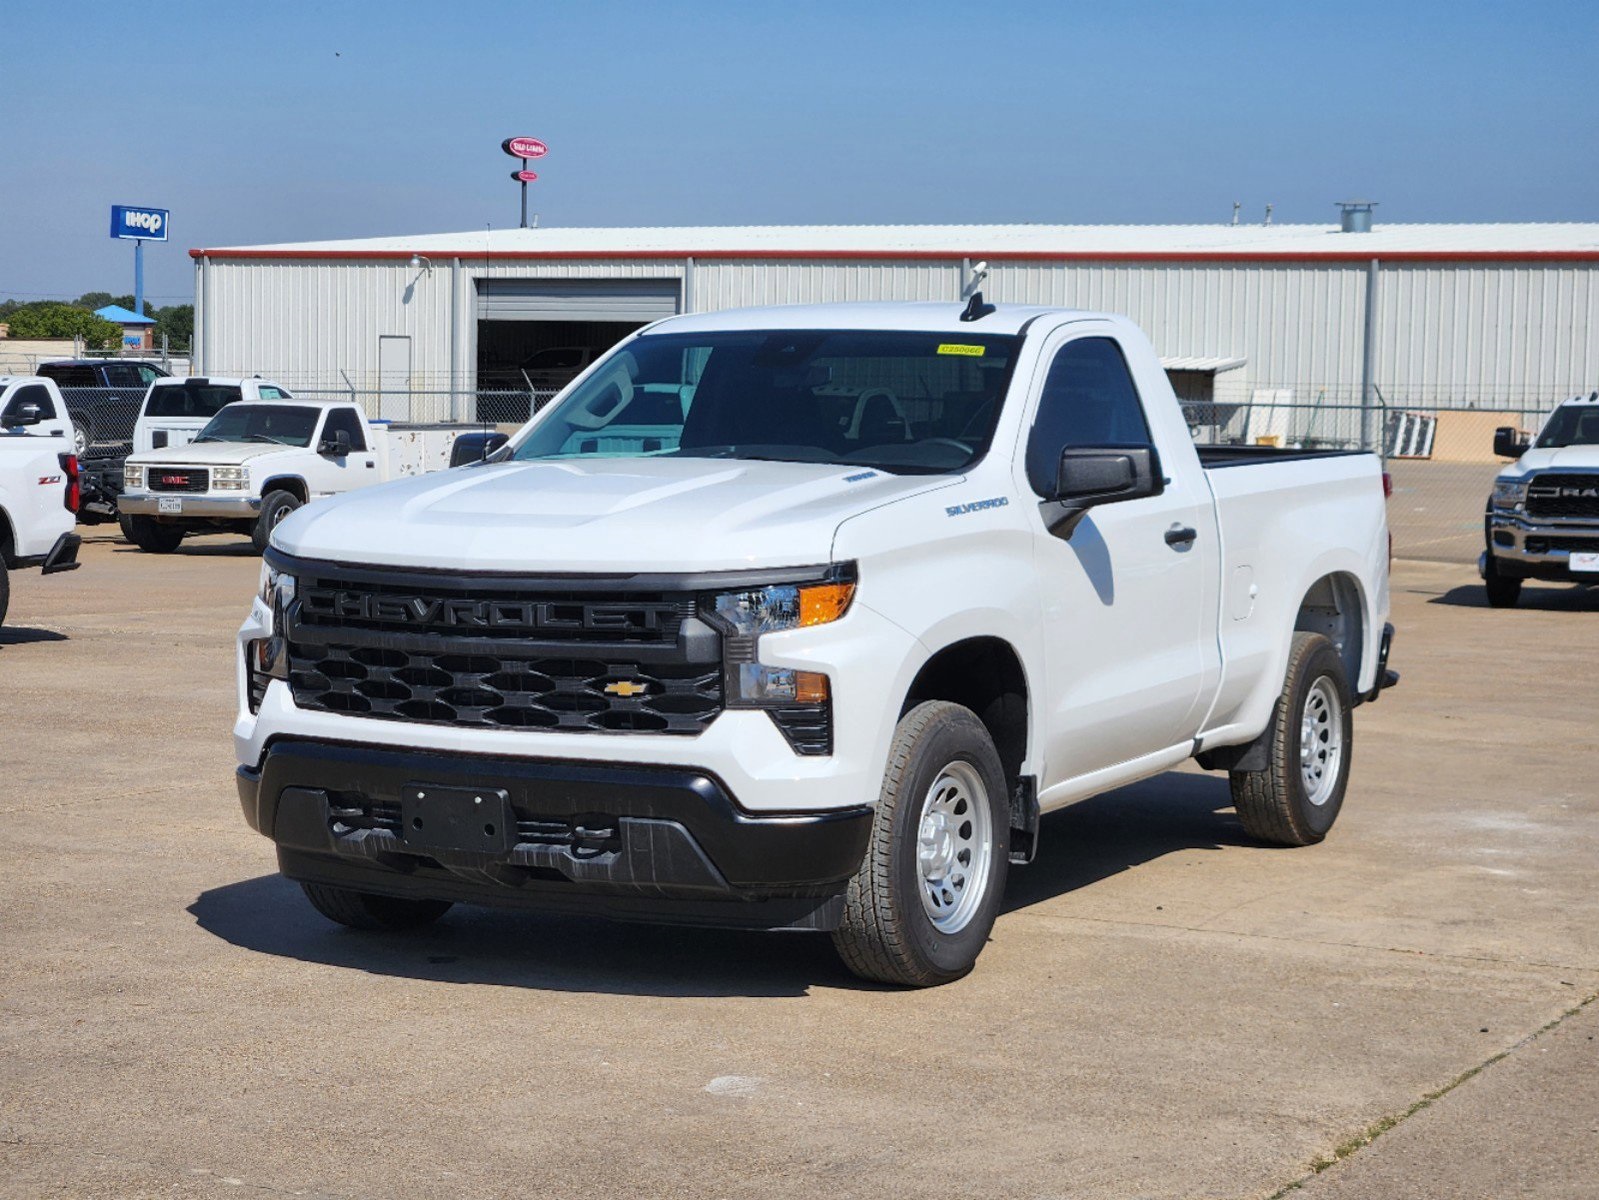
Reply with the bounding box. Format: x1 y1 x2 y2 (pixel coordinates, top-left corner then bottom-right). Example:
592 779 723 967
1336 200 1377 233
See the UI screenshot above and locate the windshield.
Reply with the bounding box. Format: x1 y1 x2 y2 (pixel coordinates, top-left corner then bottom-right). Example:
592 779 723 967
1535 405 1599 449
193 404 320 447
146 381 243 419
511 330 1021 474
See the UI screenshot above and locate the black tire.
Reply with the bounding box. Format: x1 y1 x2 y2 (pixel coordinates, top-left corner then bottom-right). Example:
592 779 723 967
832 700 1010 987
299 881 453 931
1484 556 1522 608
119 513 185 553
1230 632 1354 847
0 557 9 628
253 490 302 553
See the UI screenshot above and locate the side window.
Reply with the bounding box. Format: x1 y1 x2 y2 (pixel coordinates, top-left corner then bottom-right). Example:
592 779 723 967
323 408 368 452
17 384 57 418
258 386 285 400
105 364 139 387
1025 337 1153 497
136 365 164 384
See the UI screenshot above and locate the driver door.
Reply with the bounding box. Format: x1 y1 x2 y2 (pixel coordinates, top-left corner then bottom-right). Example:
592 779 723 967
303 408 376 496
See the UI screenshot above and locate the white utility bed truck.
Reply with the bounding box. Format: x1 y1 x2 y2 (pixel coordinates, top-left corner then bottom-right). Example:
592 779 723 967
120 398 488 553
0 380 82 625
1482 391 1599 607
236 301 1396 986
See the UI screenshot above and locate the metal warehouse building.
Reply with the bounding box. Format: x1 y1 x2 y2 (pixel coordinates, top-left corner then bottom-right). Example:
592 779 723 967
189 220 1599 449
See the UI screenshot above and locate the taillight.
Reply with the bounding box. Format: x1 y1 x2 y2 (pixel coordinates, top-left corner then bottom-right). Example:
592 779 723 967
59 452 81 513
1381 470 1393 498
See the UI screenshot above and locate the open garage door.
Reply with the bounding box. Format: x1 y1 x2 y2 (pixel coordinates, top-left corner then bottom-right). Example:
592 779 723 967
476 279 681 421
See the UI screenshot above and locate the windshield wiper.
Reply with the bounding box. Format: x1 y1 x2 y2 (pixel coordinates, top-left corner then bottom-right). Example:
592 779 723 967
244 434 293 445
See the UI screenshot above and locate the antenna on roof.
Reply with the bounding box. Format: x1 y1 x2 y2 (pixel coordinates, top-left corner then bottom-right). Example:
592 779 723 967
960 260 995 321
1231 201 1241 226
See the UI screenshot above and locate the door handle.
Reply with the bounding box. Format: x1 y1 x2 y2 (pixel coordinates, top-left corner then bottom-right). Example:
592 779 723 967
1165 524 1198 547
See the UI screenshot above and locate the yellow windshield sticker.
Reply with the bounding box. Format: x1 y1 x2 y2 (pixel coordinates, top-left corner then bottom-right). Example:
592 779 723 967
936 343 985 357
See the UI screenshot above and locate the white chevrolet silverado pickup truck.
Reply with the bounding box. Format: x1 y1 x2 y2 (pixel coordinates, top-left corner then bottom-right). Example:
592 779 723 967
236 301 1396 986
0 385 82 625
120 398 500 553
1481 391 1599 607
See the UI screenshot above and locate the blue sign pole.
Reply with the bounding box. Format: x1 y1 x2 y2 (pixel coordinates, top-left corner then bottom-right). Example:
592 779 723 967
134 239 145 317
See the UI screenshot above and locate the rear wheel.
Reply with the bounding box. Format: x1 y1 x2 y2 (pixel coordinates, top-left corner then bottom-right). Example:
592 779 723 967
299 882 453 931
0 557 10 627
119 513 185 553
1230 632 1353 847
1484 556 1522 608
71 418 91 458
253 490 302 553
832 701 1010 987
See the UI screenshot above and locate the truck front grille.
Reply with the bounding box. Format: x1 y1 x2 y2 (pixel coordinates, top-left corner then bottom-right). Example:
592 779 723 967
1523 535 1599 555
282 564 724 737
286 642 722 735
1525 473 1599 519
147 467 209 493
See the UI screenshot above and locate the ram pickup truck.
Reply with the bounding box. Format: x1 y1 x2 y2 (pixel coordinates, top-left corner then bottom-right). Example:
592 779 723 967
1482 392 1599 607
120 398 500 553
0 398 82 626
236 301 1396 986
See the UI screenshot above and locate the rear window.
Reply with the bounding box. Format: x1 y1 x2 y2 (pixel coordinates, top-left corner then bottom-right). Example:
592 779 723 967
146 382 243 419
38 364 99 388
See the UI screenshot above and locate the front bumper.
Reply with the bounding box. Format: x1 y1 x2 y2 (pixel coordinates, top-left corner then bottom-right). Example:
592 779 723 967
240 738 873 930
1483 511 1599 582
119 492 262 518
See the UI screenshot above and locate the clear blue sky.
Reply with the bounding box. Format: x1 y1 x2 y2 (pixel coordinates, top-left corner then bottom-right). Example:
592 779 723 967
4 0 1595 305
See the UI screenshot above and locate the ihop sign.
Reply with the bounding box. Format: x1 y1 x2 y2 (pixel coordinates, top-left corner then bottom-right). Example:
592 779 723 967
109 205 169 241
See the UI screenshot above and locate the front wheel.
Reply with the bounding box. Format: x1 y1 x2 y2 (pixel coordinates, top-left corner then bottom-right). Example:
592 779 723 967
71 418 91 458
0 557 9 627
299 882 453 931
252 490 303 553
119 513 185 553
832 701 1010 987
1484 555 1522 608
1230 632 1353 846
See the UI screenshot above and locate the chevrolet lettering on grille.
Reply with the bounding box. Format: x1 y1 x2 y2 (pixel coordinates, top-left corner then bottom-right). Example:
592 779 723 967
299 587 675 633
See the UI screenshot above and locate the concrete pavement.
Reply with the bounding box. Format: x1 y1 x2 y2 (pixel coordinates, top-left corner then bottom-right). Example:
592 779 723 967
2 532 1597 1198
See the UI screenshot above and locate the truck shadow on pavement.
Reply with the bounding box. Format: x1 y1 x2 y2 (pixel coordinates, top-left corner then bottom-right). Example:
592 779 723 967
0 626 69 647
187 770 1245 997
1429 583 1599 610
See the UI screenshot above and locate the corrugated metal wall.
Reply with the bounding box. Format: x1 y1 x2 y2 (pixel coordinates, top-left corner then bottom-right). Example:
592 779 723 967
196 254 1599 409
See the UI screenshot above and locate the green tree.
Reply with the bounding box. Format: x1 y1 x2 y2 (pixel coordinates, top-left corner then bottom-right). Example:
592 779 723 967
151 304 193 350
73 291 116 311
5 302 122 349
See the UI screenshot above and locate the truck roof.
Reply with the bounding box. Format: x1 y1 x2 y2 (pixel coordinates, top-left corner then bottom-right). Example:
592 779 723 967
646 301 1098 337
151 376 268 387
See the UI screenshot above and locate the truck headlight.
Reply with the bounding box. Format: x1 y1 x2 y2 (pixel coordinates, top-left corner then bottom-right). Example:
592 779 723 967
258 561 297 618
1492 479 1528 510
707 572 855 706
213 466 248 491
123 464 143 490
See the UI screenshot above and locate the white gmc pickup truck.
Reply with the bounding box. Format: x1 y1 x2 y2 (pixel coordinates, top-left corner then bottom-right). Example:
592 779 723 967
120 398 500 553
0 381 82 625
236 301 1396 985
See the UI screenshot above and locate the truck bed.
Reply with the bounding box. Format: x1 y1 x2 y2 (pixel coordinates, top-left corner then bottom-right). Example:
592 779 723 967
1195 444 1370 470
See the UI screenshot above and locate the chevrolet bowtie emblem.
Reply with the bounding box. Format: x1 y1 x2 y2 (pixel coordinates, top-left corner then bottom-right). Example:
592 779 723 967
604 680 649 698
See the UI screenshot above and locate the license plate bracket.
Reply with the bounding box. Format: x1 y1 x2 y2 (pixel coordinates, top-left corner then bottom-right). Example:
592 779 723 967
157 496 182 515
400 783 512 854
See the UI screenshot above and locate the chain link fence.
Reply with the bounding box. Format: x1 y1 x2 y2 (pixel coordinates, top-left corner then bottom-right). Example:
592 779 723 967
46 372 1589 567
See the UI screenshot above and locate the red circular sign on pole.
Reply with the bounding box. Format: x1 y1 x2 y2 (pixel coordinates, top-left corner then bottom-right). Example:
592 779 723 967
511 169 539 182
501 137 548 159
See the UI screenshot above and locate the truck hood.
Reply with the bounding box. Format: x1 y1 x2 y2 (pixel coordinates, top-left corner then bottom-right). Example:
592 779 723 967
275 457 957 572
128 441 302 468
1497 445 1599 479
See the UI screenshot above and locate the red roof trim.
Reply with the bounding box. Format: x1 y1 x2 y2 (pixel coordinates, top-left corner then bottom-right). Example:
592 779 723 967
189 247 1599 264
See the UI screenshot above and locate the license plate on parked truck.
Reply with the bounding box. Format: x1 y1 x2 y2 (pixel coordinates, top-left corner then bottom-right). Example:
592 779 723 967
1572 552 1599 573
157 496 182 515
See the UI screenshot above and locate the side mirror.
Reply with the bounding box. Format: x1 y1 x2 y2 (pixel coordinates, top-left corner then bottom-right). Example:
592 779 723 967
319 429 352 457
1493 426 1528 458
3 401 43 427
1043 445 1163 538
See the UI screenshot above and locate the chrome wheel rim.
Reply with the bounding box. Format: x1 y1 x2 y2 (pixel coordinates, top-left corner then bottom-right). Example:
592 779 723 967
271 503 294 528
1300 676 1344 806
915 760 993 934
